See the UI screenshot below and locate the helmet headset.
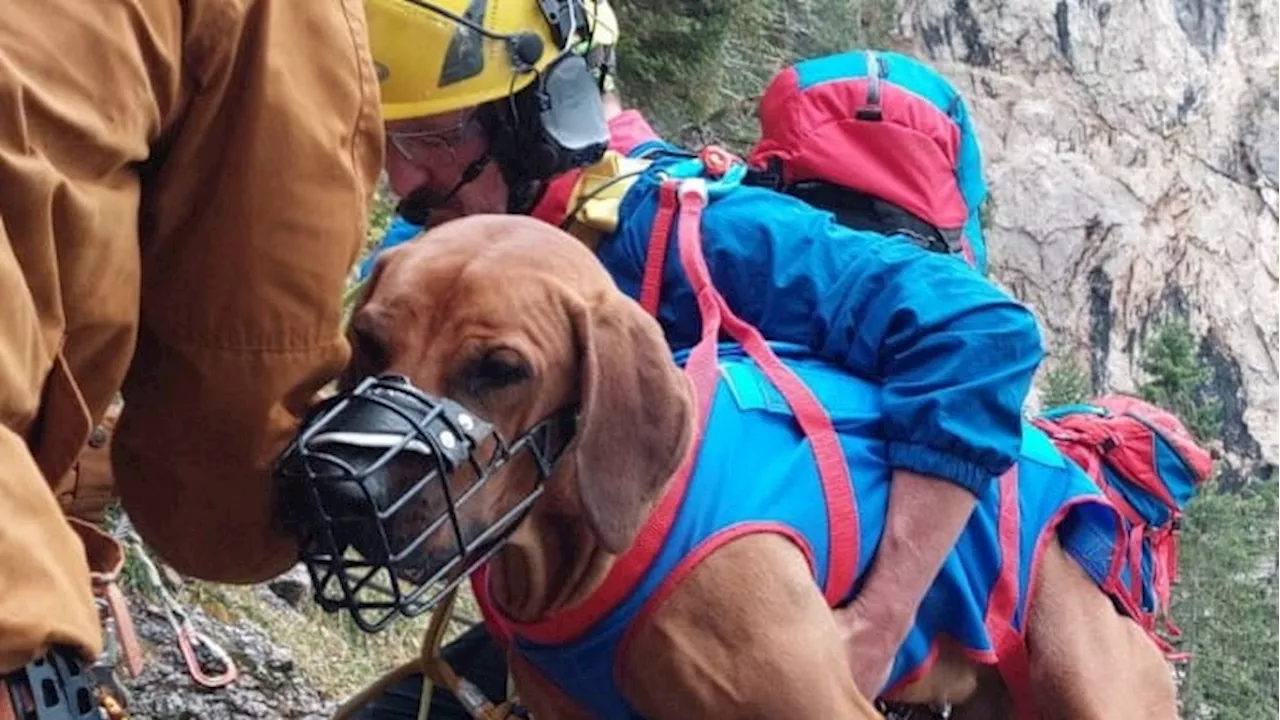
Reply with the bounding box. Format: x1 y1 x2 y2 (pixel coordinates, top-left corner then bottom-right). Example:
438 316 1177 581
369 0 611 215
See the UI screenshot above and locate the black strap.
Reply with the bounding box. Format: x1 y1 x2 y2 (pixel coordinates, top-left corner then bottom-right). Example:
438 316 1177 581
780 181 963 256
741 160 962 256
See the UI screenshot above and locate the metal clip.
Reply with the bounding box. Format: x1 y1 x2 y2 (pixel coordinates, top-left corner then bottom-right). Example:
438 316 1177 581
121 531 239 690
88 599 132 713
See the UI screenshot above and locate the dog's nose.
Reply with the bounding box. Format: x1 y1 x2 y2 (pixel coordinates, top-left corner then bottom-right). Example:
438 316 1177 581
304 446 398 557
313 473 379 513
273 374 454 563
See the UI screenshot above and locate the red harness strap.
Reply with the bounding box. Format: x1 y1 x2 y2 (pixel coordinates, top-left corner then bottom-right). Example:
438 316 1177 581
476 181 731 650
645 177 860 605
640 181 679 316
648 177 1058 714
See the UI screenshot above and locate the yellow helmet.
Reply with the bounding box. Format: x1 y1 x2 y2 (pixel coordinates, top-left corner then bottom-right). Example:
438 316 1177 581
367 0 584 121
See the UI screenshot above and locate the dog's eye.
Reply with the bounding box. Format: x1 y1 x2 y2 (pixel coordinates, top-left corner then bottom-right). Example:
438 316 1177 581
465 348 531 395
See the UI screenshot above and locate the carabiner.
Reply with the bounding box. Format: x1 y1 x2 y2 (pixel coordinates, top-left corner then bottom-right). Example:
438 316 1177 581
177 630 239 689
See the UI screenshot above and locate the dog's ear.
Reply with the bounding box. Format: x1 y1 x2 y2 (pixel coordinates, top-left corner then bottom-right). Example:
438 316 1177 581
569 292 693 554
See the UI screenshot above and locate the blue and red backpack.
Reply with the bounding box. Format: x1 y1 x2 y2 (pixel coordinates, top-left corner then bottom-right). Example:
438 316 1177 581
1031 394 1215 656
745 49 990 274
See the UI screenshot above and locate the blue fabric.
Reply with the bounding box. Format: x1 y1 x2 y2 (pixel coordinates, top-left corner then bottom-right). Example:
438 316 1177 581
1155 435 1200 508
595 148 1043 496
373 120 1036 496
512 344 1120 719
1058 498 1160 614
790 50 991 274
358 214 424 281
1104 464 1174 527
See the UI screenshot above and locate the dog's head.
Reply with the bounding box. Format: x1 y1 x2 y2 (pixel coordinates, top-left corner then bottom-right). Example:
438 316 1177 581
274 214 692 622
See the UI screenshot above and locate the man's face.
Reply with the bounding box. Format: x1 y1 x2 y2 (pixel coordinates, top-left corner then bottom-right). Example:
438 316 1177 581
384 109 510 225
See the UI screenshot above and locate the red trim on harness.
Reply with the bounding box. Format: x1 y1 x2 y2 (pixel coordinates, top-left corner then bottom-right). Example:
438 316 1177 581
886 495 1121 704
1025 498 1113 624
882 635 1000 701
639 181 679 316
613 521 816 687
960 236 976 267
1013 495 1125 717
482 175 858 643
471 566 513 647
983 467 1038 719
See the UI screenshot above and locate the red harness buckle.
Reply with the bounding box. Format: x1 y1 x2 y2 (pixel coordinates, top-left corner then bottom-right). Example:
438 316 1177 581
698 145 742 179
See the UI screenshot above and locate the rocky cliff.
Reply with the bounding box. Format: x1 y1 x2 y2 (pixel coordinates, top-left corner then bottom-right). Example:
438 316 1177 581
890 0 1278 483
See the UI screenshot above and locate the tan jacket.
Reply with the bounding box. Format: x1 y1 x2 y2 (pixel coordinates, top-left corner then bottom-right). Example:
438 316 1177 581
0 0 384 673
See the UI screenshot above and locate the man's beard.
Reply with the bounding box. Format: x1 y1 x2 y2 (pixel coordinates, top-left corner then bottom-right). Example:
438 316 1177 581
395 185 439 227
395 175 544 227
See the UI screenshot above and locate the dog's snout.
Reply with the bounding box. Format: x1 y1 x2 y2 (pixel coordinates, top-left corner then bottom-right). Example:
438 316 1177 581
312 473 380 518
308 443 398 544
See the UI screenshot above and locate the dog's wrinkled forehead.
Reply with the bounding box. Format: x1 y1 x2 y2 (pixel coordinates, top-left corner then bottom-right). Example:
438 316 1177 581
352 214 613 386
372 214 615 305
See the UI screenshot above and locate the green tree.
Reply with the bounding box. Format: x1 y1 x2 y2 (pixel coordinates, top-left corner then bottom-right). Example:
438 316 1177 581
1138 319 1222 443
1137 319 1277 717
612 0 742 139
1040 355 1092 407
1173 475 1279 719
613 0 899 150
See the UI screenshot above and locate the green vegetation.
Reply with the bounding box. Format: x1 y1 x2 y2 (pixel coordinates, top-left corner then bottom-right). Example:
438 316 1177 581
1174 474 1279 719
1131 319 1279 718
1040 351 1093 407
1139 319 1223 444
613 0 899 150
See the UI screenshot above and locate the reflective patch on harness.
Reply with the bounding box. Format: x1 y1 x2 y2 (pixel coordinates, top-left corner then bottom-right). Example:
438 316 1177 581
719 360 790 414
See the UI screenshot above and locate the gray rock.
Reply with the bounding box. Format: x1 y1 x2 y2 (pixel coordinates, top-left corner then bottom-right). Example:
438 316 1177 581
266 564 313 610
117 594 336 720
895 0 1279 482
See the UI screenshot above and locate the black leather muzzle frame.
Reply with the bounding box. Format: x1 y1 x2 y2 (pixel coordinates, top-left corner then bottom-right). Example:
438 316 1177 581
272 374 577 633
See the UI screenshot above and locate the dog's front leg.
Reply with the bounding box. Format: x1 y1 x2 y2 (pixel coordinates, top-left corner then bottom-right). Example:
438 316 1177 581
1025 539 1178 719
507 651 598 720
619 534 885 719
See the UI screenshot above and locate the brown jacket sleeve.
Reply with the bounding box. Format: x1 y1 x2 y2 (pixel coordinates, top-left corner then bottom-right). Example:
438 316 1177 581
112 0 385 583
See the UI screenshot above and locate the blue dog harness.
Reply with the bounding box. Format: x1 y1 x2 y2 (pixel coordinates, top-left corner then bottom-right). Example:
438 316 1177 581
473 174 1125 719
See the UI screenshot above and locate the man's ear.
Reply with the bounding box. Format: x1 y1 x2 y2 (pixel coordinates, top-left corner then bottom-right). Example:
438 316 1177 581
569 292 693 554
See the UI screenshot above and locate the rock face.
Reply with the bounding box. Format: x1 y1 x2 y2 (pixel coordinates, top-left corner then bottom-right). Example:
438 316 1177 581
892 0 1279 483
117 592 336 720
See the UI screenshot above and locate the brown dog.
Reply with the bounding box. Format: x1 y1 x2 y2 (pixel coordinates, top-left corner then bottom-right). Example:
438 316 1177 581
344 214 1177 719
